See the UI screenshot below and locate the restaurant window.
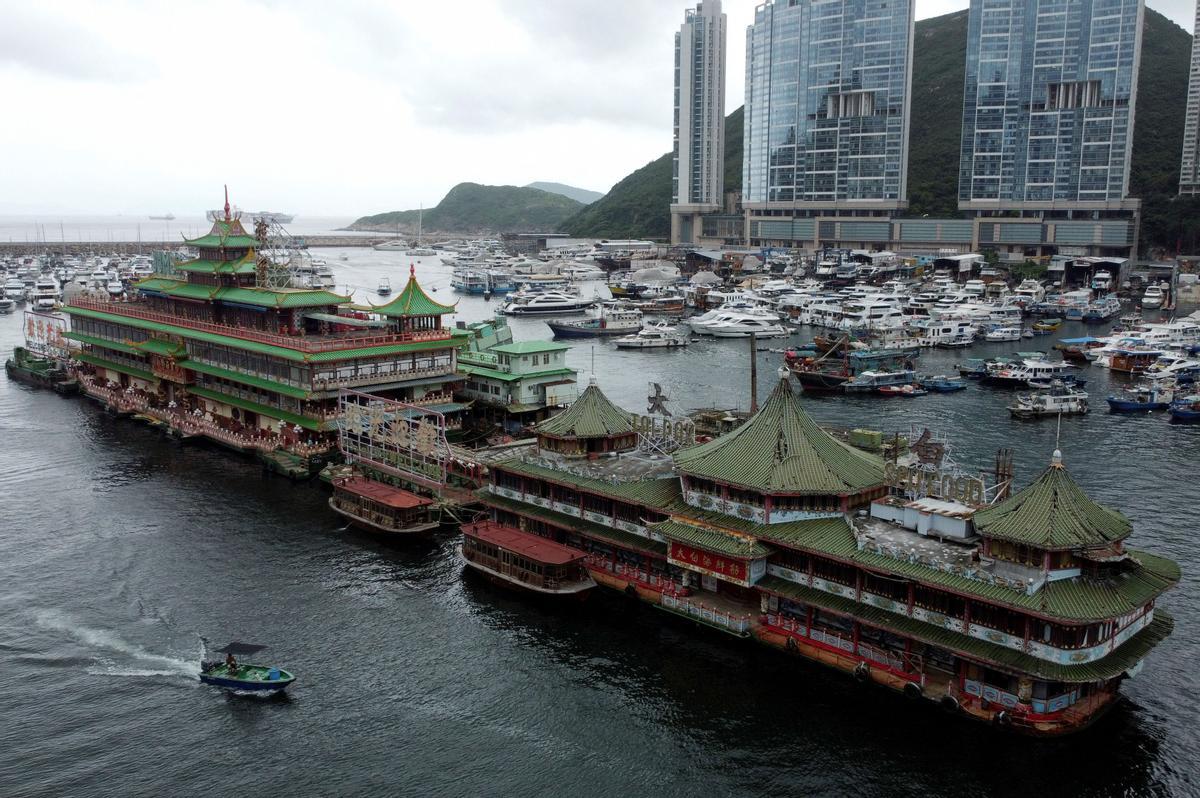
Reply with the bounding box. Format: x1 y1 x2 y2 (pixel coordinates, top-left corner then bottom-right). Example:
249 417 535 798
913 586 965 619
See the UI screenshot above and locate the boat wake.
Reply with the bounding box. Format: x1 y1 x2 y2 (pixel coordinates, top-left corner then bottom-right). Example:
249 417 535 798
33 609 199 680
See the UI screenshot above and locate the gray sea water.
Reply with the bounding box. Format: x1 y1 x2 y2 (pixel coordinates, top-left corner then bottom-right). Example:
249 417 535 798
0 249 1196 797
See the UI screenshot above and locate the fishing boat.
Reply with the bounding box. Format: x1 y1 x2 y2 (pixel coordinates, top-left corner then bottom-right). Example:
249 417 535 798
956 358 990 379
546 304 643 338
1008 383 1089 419
613 322 688 349
878 384 927 397
460 520 596 597
1106 383 1174 413
329 476 441 535
918 375 967 392
843 369 917 393
199 641 295 693
1168 395 1200 422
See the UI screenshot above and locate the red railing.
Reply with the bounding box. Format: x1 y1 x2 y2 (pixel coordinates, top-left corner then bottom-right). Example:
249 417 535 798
68 297 451 353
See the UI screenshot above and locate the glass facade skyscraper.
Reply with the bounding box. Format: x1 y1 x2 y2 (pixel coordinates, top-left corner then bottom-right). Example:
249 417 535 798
742 0 914 209
1179 1 1200 195
958 0 1143 207
671 1 726 243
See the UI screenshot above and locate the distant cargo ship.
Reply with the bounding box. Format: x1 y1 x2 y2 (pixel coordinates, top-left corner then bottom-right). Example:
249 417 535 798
148 213 176 220
206 208 294 224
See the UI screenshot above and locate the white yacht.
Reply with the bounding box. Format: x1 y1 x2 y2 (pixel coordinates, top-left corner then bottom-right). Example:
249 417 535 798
614 322 688 349
377 277 392 296
499 290 597 316
30 277 61 310
1009 384 1089 418
106 280 126 298
984 326 1022 342
708 316 789 339
1012 280 1046 305
3 277 26 301
689 305 779 334
1141 283 1165 309
373 240 409 251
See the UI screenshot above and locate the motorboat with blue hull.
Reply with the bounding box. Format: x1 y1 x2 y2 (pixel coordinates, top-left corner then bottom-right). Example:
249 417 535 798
199 641 295 693
1106 384 1174 413
1168 395 1200 423
918 375 967 392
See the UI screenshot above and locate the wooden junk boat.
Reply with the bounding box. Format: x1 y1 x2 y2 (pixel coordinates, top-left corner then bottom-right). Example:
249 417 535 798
461 521 596 597
329 475 441 535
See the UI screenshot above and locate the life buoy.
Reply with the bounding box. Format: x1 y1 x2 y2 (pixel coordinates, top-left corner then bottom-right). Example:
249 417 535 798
994 710 1012 726
854 662 870 682
903 681 923 700
941 695 960 712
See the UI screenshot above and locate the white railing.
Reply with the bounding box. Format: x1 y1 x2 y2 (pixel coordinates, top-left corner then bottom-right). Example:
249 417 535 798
661 594 752 634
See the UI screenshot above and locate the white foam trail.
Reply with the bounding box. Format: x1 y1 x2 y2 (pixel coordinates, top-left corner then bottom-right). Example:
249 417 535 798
34 609 196 677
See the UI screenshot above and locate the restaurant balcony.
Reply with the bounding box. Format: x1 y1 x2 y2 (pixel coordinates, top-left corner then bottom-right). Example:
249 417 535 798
311 364 457 392
68 297 452 354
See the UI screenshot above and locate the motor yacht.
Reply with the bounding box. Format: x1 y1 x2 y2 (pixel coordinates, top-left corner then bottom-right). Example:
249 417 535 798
499 289 596 316
708 316 789 339
984 326 1022 342
1141 283 1165 309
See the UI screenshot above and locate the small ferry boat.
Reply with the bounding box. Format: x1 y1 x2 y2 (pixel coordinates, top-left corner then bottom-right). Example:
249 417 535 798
981 359 1077 389
1106 383 1174 413
199 641 295 693
1008 383 1089 418
546 303 643 338
461 521 596 597
329 476 440 535
1168 395 1200 422
613 322 688 349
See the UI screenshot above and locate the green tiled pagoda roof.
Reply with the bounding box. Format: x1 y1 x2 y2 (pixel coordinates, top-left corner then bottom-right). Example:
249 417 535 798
653 520 774 558
187 386 327 431
673 377 884 495
186 360 311 400
371 271 456 317
64 331 141 356
459 363 576 383
481 491 667 557
63 305 450 364
491 340 569 354
973 461 1132 550
496 459 682 506
135 278 350 309
184 219 260 249
174 253 258 275
76 352 156 383
757 575 1175 683
536 381 633 439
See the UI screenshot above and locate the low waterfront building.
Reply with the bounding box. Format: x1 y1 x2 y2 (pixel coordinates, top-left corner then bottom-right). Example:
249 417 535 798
474 374 1178 735
457 322 578 432
61 206 463 463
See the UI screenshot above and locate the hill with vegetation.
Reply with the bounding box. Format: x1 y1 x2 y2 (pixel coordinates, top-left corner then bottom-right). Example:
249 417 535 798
349 183 584 234
563 8 1194 253
524 182 604 205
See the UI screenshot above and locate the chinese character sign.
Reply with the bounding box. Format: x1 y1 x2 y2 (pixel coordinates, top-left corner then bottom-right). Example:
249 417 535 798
669 541 750 585
24 312 68 358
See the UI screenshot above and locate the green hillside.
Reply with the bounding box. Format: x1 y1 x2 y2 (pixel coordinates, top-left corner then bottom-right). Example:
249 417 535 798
565 8 1194 252
349 183 583 234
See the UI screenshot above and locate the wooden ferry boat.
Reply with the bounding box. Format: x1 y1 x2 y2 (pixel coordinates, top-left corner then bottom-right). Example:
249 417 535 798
329 476 441 535
461 521 596 596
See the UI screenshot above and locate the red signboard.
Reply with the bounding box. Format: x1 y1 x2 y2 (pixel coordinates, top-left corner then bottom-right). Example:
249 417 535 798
669 541 748 584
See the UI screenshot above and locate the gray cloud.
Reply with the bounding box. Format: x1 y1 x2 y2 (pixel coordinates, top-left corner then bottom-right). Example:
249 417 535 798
0 5 154 82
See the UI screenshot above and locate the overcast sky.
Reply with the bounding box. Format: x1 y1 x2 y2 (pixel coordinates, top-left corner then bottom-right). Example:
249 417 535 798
1 0 1195 216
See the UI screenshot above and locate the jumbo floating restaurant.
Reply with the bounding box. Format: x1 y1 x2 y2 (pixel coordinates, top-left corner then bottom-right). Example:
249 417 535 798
462 374 1178 735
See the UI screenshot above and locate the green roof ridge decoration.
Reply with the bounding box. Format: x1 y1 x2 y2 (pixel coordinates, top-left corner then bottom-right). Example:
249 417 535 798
174 252 258 275
370 266 456 317
674 374 883 495
536 378 634 439
973 451 1132 551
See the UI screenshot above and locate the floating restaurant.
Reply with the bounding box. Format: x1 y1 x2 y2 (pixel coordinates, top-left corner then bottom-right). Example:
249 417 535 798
58 198 464 472
472 374 1179 735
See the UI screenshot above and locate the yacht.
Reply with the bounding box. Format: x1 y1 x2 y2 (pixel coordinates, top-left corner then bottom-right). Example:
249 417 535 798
451 269 515 295
106 280 126 298
1141 283 1165 309
614 322 688 349
1012 280 1046 306
843 369 918 393
3 278 26 301
984 326 1022 342
406 247 437 257
377 277 392 296
708 316 789 339
689 305 779 334
373 240 409 251
545 304 643 338
1091 271 1113 292
499 290 597 316
30 277 61 310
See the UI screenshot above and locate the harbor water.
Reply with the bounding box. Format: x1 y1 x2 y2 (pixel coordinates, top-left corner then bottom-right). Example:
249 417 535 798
1 250 1197 797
